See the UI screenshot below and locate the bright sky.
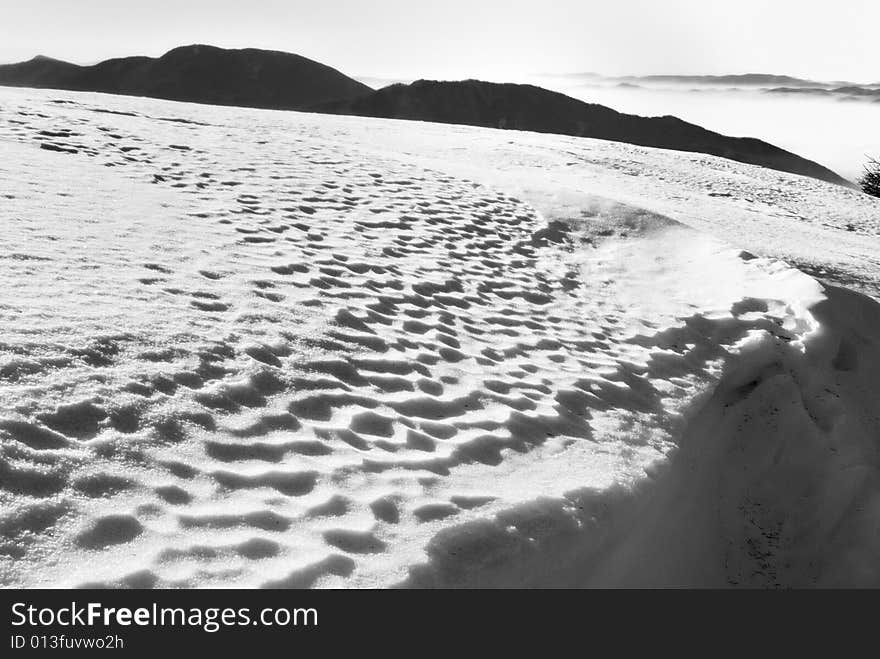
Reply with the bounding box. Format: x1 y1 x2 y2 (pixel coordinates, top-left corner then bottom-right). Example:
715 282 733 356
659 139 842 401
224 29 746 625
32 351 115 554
1 0 876 83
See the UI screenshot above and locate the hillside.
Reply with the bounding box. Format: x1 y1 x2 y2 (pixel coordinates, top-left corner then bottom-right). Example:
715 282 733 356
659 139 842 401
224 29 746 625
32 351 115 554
318 79 850 186
0 45 372 110
1 48 851 185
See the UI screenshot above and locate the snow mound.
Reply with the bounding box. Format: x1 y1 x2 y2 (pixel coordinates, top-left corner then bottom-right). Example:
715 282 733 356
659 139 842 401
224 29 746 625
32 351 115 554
1 87 878 587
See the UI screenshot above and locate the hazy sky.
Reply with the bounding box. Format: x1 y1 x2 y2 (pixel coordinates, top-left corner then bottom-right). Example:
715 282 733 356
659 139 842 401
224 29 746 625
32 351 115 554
1 1 876 83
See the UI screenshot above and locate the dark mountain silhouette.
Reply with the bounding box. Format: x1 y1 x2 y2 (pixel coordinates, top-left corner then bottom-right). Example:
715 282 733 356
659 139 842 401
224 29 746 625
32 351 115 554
318 79 850 186
0 47 850 185
0 55 82 87
0 45 372 109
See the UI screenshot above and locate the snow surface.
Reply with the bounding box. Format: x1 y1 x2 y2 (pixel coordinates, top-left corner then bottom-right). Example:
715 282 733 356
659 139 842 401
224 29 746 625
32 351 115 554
1 87 879 587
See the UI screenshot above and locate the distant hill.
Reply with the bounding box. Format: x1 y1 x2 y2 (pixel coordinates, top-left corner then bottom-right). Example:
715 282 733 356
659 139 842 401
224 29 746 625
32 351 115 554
0 49 851 185
0 45 372 110
622 73 827 87
318 79 851 186
765 85 880 101
550 72 836 87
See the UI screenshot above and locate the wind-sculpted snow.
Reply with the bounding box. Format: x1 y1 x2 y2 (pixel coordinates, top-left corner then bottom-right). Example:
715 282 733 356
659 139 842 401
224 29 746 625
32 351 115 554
1 88 879 587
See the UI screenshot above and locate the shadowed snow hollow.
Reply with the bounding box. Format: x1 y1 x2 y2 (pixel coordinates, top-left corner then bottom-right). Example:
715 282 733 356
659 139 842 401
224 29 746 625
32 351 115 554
1 87 879 587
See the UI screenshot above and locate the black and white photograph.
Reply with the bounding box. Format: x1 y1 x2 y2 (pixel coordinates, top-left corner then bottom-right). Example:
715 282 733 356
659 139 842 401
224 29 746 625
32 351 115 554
0 0 878 622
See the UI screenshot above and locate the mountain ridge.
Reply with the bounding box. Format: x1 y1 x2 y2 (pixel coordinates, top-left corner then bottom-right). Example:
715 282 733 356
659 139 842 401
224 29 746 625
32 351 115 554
318 78 851 186
0 44 372 110
0 46 851 185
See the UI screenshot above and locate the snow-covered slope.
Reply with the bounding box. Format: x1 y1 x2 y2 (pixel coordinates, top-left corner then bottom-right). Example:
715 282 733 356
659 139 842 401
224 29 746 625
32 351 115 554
1 87 878 587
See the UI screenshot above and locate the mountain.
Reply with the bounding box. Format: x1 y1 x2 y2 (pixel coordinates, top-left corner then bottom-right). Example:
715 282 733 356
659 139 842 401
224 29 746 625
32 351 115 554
0 55 82 87
549 73 836 87
0 48 851 185
765 85 880 101
621 73 828 87
0 45 372 110
318 79 851 186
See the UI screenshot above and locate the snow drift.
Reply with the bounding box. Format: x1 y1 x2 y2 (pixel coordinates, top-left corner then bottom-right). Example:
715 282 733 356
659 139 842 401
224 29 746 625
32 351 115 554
0 87 879 588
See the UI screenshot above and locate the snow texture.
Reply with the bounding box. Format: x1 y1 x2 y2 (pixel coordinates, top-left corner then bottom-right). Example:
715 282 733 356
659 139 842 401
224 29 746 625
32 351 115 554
1 87 879 587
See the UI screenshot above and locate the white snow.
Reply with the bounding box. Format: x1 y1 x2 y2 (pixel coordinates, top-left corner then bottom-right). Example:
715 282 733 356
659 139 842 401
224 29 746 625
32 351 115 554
1 87 879 587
